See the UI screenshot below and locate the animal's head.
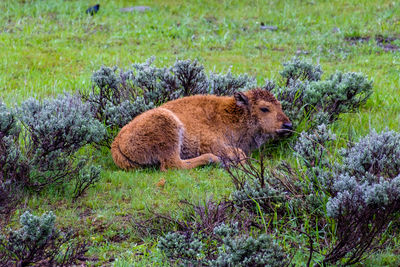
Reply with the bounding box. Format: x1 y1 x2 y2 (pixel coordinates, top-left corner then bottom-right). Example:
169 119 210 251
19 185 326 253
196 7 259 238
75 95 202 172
234 89 292 137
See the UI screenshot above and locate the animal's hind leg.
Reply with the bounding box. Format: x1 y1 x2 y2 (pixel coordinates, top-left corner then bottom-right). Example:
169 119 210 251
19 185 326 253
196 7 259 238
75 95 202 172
117 108 187 169
160 153 220 171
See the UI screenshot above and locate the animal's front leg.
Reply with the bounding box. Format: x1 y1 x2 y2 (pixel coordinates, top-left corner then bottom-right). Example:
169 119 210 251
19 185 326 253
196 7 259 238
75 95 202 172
210 144 247 165
223 147 247 163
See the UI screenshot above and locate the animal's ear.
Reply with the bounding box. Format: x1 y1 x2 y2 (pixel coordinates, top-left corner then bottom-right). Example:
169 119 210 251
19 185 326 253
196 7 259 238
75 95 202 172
234 92 249 107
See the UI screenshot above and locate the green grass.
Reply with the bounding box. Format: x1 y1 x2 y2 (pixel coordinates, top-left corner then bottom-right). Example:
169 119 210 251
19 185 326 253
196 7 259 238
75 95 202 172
1 0 400 265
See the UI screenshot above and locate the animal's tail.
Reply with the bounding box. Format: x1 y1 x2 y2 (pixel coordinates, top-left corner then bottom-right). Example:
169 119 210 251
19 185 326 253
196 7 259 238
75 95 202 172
111 138 137 170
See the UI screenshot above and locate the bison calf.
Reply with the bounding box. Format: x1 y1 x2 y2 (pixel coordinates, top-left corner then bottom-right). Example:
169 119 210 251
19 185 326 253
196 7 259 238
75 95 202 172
111 89 292 171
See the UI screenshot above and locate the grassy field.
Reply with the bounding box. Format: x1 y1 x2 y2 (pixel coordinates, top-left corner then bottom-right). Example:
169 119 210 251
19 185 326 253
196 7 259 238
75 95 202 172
1 0 400 266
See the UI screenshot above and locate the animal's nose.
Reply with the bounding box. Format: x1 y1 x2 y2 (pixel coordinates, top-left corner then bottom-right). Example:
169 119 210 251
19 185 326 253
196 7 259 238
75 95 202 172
276 122 293 136
282 122 293 130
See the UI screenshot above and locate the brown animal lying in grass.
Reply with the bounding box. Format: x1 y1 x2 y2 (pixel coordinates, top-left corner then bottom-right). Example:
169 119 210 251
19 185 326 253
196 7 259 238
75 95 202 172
111 89 292 171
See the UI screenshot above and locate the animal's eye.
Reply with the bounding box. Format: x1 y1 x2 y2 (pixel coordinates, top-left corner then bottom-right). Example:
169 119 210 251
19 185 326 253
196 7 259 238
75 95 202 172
260 107 270 113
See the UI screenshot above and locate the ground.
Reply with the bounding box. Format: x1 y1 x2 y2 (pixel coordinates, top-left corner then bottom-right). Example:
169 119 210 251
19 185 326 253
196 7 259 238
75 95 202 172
1 0 400 265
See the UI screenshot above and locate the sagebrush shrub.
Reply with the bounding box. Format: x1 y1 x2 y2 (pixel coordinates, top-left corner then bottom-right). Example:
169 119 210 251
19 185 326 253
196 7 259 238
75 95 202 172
0 95 103 197
83 64 154 134
224 148 309 217
73 165 102 200
173 59 209 95
0 101 27 215
0 211 87 266
240 126 400 265
15 94 105 190
158 223 288 267
232 179 285 214
0 101 24 183
211 223 288 267
294 124 336 168
305 71 372 122
291 125 336 217
157 232 205 265
324 129 400 265
339 129 400 179
153 198 261 265
208 69 256 95
18 94 106 157
280 57 323 85
187 199 236 235
91 65 122 91
224 150 283 213
0 101 19 137
226 150 329 226
272 58 373 128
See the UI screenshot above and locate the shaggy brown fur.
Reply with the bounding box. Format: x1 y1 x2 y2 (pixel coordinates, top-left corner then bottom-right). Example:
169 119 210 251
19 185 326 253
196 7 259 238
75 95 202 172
111 89 291 171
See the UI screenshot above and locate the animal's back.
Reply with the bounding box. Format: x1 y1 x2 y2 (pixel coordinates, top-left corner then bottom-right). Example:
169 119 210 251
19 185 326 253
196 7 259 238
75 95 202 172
161 94 232 131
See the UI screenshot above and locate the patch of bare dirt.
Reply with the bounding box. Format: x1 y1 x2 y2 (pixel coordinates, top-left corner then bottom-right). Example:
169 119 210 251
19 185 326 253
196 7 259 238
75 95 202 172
375 34 400 52
344 34 400 52
344 36 371 45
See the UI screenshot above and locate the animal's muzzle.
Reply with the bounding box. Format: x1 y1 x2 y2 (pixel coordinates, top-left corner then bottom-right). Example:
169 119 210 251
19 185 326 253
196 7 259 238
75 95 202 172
276 122 293 136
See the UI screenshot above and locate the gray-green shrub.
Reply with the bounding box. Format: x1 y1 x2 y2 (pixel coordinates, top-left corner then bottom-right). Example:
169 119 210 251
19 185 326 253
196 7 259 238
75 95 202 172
0 95 103 200
0 211 87 266
73 165 102 200
158 223 288 267
280 57 322 85
226 125 400 266
324 129 400 265
18 94 106 157
271 58 373 128
0 101 27 215
339 129 400 179
211 223 288 267
157 232 205 265
294 124 336 168
0 101 24 183
232 178 285 214
208 69 256 95
16 94 105 190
